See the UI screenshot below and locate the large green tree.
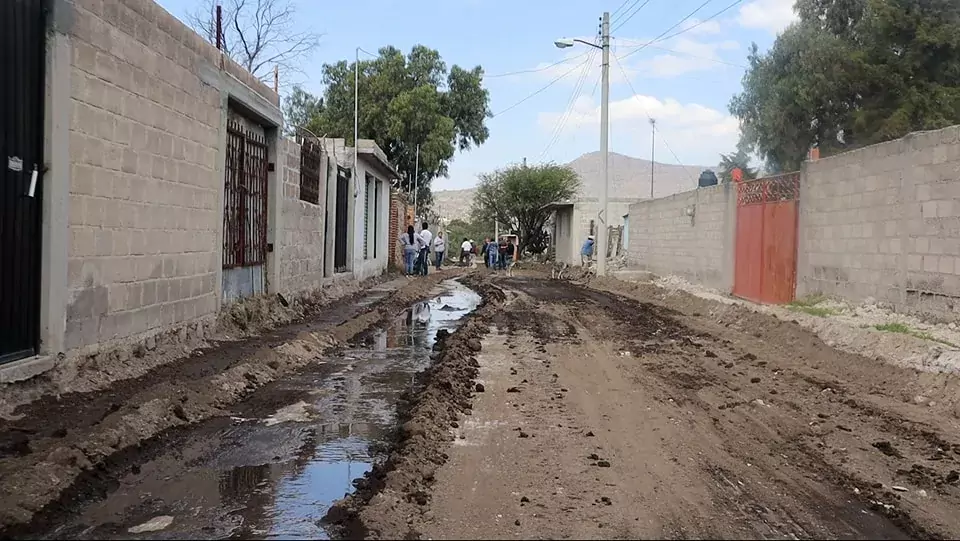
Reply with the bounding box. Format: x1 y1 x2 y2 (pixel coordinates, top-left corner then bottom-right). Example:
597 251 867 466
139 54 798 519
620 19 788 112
302 46 491 207
731 0 960 172
472 163 580 255
718 144 758 183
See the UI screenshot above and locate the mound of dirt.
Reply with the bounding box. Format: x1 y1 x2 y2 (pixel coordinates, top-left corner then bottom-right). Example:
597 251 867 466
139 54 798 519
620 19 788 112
324 275 504 539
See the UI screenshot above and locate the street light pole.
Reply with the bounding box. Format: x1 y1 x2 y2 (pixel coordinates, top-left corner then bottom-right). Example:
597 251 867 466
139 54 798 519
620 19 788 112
649 118 656 199
555 11 610 276
353 47 359 198
413 144 420 221
598 11 610 277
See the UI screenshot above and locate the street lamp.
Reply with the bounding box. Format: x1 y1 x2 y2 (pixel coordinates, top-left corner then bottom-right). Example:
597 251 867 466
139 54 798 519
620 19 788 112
555 11 610 277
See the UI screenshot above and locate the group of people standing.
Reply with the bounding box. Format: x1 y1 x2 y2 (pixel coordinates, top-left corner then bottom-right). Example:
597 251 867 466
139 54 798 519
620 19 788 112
480 236 517 273
398 222 445 276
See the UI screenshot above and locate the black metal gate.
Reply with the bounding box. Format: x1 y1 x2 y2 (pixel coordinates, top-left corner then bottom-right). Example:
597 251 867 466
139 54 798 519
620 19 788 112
334 167 350 272
223 119 268 269
1 0 46 363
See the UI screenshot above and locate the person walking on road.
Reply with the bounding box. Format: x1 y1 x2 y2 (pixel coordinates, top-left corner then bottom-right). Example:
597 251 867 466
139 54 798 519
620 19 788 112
486 236 498 269
433 231 446 271
504 237 517 276
417 222 432 276
398 225 420 276
459 237 472 266
481 238 491 268
581 235 595 267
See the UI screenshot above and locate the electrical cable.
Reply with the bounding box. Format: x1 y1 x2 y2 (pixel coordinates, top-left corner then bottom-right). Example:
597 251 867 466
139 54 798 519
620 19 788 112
538 46 599 160
618 0 744 61
486 52 590 78
612 0 656 33
492 56 591 118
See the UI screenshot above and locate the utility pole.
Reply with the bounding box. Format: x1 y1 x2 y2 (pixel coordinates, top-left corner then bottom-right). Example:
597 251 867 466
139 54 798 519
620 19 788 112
553 12 610 275
649 118 655 199
353 47 360 198
413 144 420 221
597 11 610 277
522 157 527 167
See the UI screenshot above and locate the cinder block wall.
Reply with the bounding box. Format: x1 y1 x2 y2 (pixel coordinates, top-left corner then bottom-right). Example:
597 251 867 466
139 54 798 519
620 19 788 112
388 190 412 270
798 125 960 317
626 183 735 291
63 0 278 352
278 139 326 295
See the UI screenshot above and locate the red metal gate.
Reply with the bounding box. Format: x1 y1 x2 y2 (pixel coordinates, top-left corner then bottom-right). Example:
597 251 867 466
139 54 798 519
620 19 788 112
733 173 800 304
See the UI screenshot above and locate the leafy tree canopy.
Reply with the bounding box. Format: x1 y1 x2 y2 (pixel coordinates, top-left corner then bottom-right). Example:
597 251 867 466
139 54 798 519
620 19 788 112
731 0 960 172
718 143 758 183
288 45 491 207
472 163 580 255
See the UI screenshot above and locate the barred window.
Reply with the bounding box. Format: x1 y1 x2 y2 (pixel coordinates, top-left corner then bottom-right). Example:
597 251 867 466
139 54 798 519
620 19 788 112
299 141 322 204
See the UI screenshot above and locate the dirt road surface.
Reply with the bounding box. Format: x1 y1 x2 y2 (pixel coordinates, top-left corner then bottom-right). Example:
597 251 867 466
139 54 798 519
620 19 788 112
341 273 960 540
4 270 960 540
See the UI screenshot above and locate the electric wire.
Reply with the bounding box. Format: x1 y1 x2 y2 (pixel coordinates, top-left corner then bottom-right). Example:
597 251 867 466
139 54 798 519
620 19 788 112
485 52 590 78
618 0 745 61
492 56 591 117
538 45 600 161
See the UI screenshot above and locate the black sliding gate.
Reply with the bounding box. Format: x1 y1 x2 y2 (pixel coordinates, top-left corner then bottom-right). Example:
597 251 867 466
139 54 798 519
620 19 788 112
1 0 46 363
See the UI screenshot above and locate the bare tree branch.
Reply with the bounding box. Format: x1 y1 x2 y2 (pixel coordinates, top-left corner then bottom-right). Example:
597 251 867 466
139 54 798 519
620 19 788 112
185 0 321 86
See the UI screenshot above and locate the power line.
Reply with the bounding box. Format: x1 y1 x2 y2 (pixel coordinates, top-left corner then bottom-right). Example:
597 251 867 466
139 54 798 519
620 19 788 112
486 52 589 78
619 0 745 61
611 52 698 184
612 0 655 33
539 47 599 160
641 43 748 68
611 0 636 18
492 57 591 118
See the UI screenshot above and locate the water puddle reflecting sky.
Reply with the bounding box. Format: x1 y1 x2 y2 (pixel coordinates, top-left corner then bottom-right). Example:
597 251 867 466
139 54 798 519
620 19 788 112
42 280 480 541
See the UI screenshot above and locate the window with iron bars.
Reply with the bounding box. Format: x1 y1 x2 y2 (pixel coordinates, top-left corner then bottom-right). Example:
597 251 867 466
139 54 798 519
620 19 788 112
299 140 322 205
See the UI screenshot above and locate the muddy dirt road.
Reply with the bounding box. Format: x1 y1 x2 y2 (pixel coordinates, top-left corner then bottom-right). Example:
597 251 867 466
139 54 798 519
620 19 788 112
342 274 960 540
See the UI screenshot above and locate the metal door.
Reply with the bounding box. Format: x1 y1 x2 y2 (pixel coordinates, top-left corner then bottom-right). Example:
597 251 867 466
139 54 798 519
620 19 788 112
733 173 800 304
1 0 46 363
334 167 349 272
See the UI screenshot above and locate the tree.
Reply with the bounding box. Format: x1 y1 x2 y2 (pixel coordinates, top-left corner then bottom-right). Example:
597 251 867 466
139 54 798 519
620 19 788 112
718 145 758 183
730 0 960 172
472 163 580 255
186 0 321 82
282 86 323 135
309 46 491 207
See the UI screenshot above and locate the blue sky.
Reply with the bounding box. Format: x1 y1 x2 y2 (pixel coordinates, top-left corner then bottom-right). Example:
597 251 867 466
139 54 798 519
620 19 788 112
155 0 797 190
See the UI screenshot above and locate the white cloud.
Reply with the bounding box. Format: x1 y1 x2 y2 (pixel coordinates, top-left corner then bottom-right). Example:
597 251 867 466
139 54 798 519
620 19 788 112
633 37 740 78
737 0 798 34
537 93 739 164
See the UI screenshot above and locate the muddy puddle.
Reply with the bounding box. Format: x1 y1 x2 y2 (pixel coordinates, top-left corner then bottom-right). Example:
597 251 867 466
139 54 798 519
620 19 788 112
38 280 481 541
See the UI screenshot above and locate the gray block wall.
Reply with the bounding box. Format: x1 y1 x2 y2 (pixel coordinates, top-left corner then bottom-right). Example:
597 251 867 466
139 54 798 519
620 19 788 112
626 183 735 291
797 125 960 318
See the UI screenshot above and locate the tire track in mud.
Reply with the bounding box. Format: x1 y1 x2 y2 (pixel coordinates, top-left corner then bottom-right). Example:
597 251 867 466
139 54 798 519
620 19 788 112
323 276 506 539
0 272 461 537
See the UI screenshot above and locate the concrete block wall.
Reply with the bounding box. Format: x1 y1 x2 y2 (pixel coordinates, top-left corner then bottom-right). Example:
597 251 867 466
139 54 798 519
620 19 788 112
388 189 412 270
61 0 279 353
278 138 326 295
626 183 735 291
798 125 960 317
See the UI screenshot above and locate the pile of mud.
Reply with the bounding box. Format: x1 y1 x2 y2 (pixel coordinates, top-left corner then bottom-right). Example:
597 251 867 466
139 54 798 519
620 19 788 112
324 275 505 539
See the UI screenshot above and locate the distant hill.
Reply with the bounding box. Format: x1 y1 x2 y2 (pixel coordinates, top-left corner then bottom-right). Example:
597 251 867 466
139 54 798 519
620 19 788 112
433 152 717 222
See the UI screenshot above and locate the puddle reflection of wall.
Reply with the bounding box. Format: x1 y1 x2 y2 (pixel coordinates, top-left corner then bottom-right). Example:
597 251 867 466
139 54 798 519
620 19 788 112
218 463 277 537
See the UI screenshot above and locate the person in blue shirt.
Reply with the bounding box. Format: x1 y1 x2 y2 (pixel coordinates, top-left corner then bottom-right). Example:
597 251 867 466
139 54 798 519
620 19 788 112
581 235 595 266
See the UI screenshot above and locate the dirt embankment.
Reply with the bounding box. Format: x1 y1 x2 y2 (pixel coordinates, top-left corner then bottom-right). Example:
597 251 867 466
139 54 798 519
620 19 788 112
324 275 506 539
0 271 459 535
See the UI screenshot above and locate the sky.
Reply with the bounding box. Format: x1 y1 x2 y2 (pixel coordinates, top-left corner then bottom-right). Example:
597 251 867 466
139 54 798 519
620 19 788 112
155 0 798 191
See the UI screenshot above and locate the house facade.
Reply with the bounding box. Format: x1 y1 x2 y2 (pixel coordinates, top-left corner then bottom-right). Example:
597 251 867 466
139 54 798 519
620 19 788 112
0 0 397 381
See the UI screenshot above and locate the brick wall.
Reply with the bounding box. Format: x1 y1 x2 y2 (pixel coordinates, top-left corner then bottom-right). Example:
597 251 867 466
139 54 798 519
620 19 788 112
798 125 960 317
389 189 412 270
278 138 326 294
62 0 277 351
626 183 735 291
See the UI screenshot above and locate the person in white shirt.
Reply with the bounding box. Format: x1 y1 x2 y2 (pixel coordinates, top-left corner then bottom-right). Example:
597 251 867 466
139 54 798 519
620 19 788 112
417 222 432 276
459 237 472 266
432 232 446 270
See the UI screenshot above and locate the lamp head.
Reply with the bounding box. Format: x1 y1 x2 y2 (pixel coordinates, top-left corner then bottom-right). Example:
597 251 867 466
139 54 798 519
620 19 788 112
554 38 575 49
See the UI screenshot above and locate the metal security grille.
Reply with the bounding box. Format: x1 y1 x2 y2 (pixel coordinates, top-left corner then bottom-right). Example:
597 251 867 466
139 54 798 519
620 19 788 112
223 120 268 268
373 180 379 259
299 140 321 205
363 177 371 260
1 0 46 363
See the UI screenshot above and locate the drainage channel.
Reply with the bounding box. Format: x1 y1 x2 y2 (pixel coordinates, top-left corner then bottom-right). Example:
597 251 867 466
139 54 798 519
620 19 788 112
37 280 481 541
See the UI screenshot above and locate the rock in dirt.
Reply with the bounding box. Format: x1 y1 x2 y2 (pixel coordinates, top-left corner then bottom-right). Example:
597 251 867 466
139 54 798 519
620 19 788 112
518 431 530 438
588 453 600 460
520 496 530 503
705 350 717 358
507 387 521 393
585 431 595 437
597 460 611 468
750 377 762 383
892 486 908 492
475 383 485 392
128 516 174 534
872 441 904 458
